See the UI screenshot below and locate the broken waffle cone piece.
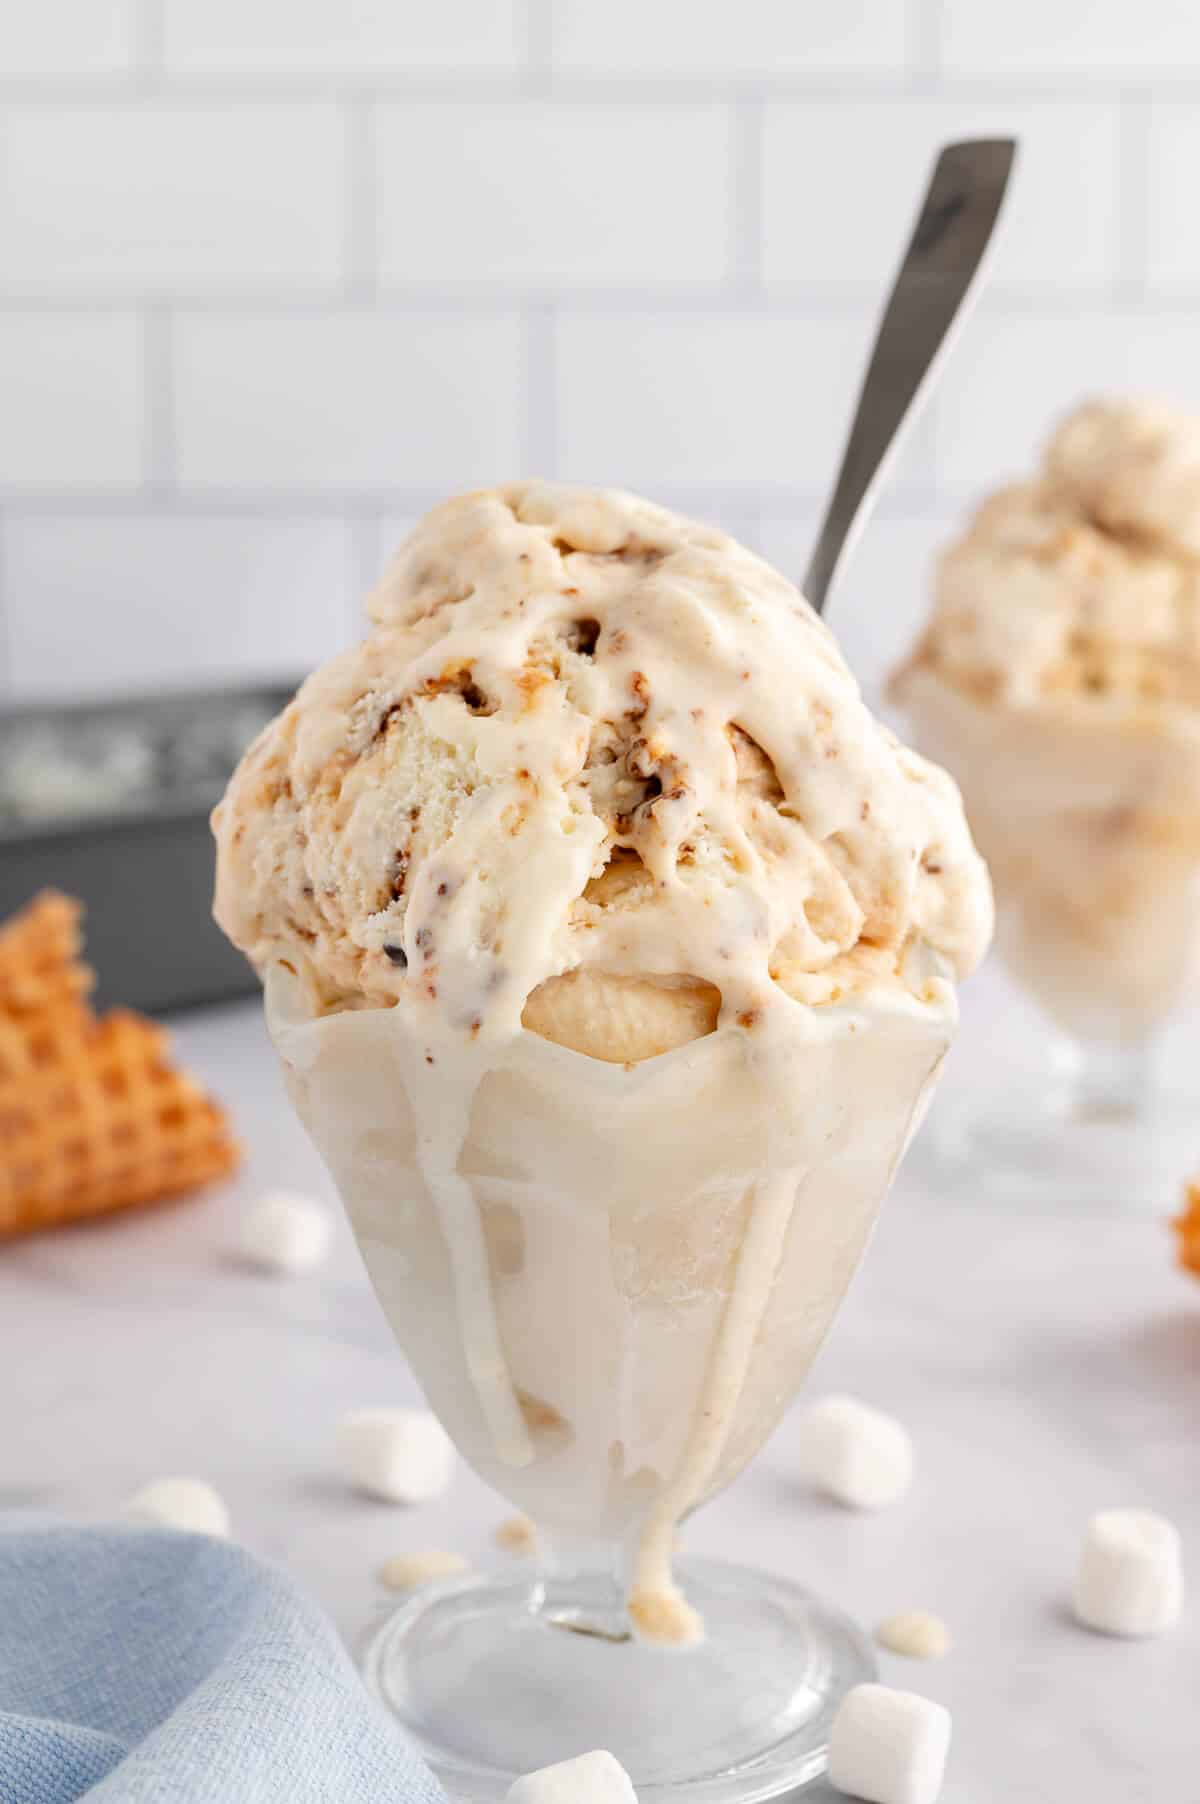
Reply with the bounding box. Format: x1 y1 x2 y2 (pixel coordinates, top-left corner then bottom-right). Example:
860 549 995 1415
0 892 240 1236
0 889 92 1021
1172 1182 1200 1279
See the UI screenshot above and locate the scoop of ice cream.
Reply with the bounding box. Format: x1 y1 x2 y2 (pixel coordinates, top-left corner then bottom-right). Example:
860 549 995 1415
1047 397 1200 560
895 402 1200 710
214 483 990 1061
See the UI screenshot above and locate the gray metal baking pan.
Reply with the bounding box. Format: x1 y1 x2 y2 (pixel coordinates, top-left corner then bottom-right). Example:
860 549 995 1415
0 682 296 1014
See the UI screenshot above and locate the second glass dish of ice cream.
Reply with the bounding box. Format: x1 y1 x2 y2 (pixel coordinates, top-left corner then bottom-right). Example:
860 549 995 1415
893 400 1200 1206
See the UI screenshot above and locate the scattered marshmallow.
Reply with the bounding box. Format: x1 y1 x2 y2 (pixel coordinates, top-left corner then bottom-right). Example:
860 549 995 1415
828 1683 951 1804
379 1549 470 1592
505 1750 637 1804
875 1613 951 1662
124 1477 230 1539
336 1407 455 1503
495 1513 538 1555
236 1191 333 1275
1073 1508 1183 1638
796 1395 914 1510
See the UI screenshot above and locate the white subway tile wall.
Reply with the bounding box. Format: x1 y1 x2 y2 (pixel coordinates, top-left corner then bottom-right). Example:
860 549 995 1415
0 0 1197 700
4 516 355 695
552 1 913 78
0 2 138 78
0 102 345 290
0 315 145 489
171 312 524 488
373 103 732 288
554 311 933 494
939 1 1200 77
762 99 1121 290
161 1 521 76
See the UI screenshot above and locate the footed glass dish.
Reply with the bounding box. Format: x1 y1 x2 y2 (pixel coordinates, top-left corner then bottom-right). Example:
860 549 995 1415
268 965 951 1796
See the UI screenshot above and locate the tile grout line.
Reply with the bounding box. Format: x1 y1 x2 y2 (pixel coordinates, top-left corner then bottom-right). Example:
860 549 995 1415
0 484 952 521
911 0 945 82
730 97 765 293
2 284 1183 317
1114 90 1152 304
343 98 377 298
133 0 165 77
521 0 554 97
346 516 382 632
140 304 176 497
522 301 558 477
3 73 1200 103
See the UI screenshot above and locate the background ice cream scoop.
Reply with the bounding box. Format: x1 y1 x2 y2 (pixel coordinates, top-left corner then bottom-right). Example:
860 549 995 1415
896 400 1200 711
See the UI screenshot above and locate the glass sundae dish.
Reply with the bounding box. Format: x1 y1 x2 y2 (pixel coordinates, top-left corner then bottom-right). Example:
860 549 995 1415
892 399 1200 1207
214 484 991 1799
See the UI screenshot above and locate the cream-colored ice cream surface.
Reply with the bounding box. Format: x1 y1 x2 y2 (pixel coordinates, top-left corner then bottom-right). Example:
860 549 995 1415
215 483 990 1033
215 482 991 1640
893 399 1200 1043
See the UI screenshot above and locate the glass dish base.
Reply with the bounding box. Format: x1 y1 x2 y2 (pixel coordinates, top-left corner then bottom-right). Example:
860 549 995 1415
363 1557 876 1802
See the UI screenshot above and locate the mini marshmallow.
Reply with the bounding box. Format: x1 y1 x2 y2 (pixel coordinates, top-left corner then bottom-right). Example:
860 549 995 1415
828 1683 951 1804
796 1395 914 1510
505 1750 637 1804
124 1477 230 1539
1073 1508 1183 1637
336 1407 455 1503
379 1549 469 1592
237 1191 333 1275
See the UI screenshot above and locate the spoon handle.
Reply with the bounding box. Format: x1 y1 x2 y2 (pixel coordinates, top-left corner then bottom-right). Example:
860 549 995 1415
803 137 1017 616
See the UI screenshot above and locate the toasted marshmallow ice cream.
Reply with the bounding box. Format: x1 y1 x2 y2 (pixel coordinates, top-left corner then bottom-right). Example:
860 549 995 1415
215 483 990 1638
217 483 989 1042
1048 397 1200 561
893 399 1200 1042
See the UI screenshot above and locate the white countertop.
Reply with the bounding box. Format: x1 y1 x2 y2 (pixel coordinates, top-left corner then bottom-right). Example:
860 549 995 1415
3 973 1197 1802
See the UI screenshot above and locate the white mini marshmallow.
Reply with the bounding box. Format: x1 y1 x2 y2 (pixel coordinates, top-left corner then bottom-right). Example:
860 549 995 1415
505 1750 637 1804
828 1683 951 1804
1073 1508 1183 1637
237 1191 333 1275
124 1477 230 1539
796 1395 914 1510
336 1407 455 1503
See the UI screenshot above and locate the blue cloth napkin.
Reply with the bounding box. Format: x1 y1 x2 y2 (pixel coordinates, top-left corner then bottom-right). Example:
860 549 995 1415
0 1520 445 1804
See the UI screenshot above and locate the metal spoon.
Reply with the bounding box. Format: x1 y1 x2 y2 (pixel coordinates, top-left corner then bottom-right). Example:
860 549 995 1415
803 137 1017 616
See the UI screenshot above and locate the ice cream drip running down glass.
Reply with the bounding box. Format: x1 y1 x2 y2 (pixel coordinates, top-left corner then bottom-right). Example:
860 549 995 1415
212 141 1010 1803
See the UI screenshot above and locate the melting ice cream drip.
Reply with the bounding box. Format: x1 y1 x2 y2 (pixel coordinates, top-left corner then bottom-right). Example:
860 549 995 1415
627 1168 799 1643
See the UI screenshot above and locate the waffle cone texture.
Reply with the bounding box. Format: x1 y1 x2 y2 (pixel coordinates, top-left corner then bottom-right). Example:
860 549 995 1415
0 892 239 1236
